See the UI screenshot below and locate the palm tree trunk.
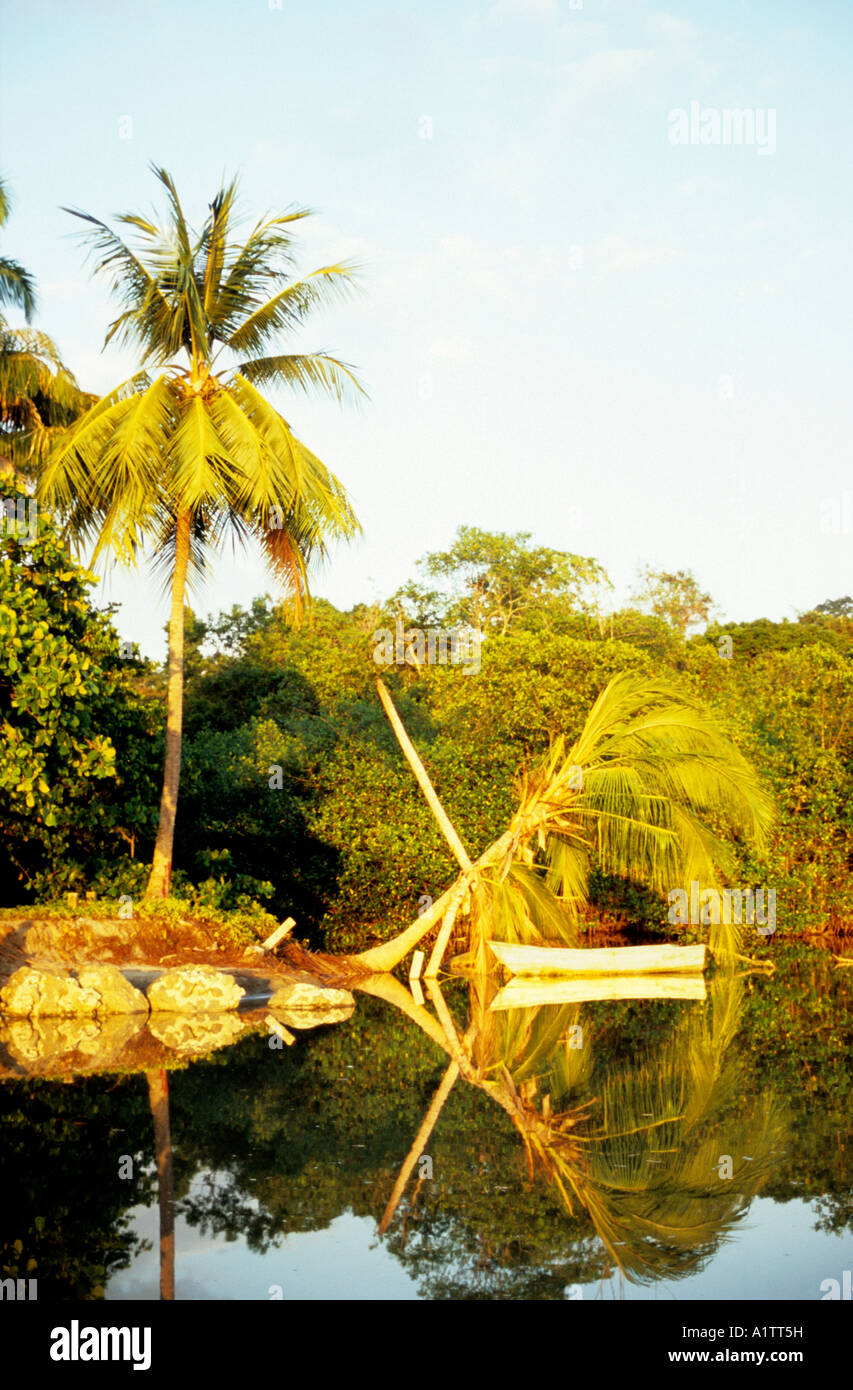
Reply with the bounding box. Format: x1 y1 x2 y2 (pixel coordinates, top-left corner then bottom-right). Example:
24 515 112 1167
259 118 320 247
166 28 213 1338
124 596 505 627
146 509 191 898
375 679 471 870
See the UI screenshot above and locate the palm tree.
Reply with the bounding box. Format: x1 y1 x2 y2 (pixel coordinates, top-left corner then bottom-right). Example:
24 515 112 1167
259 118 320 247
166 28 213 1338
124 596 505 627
355 672 775 971
0 176 94 478
38 166 364 898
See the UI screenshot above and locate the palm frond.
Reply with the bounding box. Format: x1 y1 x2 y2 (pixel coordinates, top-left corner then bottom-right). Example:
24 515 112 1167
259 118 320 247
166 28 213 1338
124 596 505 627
225 262 361 356
63 206 178 361
206 208 312 335
237 350 366 405
0 257 37 320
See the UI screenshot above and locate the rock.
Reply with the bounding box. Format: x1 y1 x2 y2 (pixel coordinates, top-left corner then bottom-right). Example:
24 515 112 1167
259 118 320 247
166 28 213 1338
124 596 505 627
268 979 354 1012
148 1011 247 1055
73 1013 146 1059
147 966 244 1013
1 966 101 1017
0 964 147 1017
76 966 148 1014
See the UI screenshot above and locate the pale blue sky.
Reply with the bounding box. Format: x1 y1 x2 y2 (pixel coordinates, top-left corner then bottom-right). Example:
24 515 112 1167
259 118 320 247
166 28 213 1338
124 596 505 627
3 0 852 657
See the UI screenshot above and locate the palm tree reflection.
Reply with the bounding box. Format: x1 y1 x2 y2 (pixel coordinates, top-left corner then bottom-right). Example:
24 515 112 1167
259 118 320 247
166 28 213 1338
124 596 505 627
145 1069 175 1300
377 970 786 1288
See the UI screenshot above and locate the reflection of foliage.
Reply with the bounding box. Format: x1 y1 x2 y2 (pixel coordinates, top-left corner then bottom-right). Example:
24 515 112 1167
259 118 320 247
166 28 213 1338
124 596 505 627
444 974 788 1285
0 1076 153 1297
737 942 853 1234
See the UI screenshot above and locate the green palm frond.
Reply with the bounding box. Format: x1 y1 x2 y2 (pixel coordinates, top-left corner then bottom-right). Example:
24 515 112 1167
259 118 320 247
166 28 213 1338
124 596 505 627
237 351 366 405
62 206 178 361
225 375 360 539
523 673 775 955
198 177 240 317
40 374 178 560
168 393 238 508
0 179 36 321
0 317 95 475
205 208 309 334
0 257 37 321
225 262 361 356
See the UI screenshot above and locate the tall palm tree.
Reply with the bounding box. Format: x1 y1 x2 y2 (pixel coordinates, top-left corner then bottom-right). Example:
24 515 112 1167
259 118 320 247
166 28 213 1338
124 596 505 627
38 166 364 898
0 175 94 478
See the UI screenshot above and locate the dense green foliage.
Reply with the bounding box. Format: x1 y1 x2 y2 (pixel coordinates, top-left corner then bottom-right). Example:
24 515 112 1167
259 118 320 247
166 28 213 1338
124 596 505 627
5 518 851 946
0 477 160 903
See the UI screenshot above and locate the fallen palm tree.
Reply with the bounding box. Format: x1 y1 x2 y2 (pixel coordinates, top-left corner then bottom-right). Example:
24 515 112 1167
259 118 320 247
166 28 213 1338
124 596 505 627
352 673 775 975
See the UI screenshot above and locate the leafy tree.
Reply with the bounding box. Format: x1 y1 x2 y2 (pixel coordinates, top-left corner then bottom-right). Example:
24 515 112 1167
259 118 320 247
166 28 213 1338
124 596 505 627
37 166 364 899
813 596 853 618
393 526 610 635
632 566 715 638
0 474 159 900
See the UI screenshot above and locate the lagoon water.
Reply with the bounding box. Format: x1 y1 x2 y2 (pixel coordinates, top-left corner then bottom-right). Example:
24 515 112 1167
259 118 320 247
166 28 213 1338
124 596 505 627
2 942 851 1301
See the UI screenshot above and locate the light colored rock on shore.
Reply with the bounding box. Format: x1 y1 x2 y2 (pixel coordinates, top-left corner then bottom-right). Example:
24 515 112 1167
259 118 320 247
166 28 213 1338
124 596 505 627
147 965 245 1013
0 965 148 1017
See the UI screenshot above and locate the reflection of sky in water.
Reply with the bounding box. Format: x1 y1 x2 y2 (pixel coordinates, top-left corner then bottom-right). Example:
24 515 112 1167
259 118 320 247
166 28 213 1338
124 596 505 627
106 1173 419 1301
106 1174 849 1301
591 1198 852 1301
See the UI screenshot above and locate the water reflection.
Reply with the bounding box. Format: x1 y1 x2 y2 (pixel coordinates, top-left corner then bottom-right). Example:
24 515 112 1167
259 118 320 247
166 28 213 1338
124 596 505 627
145 1071 175 1301
0 945 850 1299
377 970 787 1286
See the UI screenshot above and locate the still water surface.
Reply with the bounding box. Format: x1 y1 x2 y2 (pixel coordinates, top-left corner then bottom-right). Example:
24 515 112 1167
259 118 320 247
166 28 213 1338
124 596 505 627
2 943 850 1300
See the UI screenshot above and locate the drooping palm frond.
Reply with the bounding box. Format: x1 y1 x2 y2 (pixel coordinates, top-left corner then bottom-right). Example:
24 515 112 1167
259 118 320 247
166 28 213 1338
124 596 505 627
471 675 772 957
225 262 362 356
237 350 366 405
206 209 311 334
0 319 96 475
62 206 179 362
509 673 775 955
0 178 36 322
0 258 37 321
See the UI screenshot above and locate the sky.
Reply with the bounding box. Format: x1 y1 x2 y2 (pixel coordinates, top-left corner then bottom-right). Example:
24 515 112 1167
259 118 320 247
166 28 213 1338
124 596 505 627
2 0 852 658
